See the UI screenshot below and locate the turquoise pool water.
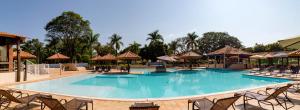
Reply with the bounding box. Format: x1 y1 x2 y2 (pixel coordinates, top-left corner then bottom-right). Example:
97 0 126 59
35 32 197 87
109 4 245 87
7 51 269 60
131 68 177 74
13 69 291 99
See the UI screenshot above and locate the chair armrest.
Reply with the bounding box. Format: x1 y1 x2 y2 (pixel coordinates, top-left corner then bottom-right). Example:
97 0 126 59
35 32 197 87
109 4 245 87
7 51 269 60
257 90 268 95
8 89 23 98
59 99 67 104
212 98 218 103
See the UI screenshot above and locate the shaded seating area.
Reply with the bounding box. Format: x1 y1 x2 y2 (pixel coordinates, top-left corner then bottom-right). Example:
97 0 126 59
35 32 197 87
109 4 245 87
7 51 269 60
207 45 251 69
117 51 141 73
179 51 201 70
0 32 26 82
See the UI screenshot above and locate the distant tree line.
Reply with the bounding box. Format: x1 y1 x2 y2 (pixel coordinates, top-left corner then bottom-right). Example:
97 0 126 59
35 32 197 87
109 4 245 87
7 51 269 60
22 11 283 64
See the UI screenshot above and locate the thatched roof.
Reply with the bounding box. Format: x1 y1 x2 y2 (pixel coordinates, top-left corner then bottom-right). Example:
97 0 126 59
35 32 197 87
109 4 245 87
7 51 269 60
250 54 267 59
13 51 36 59
118 51 140 60
289 49 300 57
278 35 300 49
207 45 250 56
157 55 177 62
47 53 70 60
0 32 26 41
91 55 102 61
180 51 201 59
99 53 117 61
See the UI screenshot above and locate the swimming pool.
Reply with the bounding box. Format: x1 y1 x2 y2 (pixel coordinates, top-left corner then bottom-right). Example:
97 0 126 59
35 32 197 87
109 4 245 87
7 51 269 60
13 69 291 100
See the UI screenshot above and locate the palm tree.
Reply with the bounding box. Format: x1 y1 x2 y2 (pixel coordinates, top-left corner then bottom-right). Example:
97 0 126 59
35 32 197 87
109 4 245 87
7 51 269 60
83 32 100 57
109 33 123 55
147 30 164 45
168 40 179 54
185 32 199 51
128 41 141 54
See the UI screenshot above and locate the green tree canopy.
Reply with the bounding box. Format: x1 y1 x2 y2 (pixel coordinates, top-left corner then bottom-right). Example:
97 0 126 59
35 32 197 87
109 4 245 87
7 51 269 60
45 11 93 62
197 32 243 54
21 39 45 63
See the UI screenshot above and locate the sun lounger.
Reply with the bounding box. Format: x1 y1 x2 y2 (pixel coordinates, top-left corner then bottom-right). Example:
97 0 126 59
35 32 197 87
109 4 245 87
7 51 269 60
0 89 51 109
129 102 159 110
188 94 241 110
237 84 293 110
38 96 93 110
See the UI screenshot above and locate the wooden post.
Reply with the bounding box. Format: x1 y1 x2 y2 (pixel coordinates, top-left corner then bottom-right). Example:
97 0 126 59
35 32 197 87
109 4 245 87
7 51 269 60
16 39 21 82
286 57 289 66
127 60 130 73
214 56 217 68
59 63 62 75
298 57 300 66
23 60 27 81
223 54 226 68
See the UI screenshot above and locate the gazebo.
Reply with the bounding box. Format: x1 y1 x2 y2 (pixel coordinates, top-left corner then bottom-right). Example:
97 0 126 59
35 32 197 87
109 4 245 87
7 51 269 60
91 55 102 61
0 32 26 82
207 45 251 68
179 51 201 69
100 53 117 61
157 55 177 62
117 51 140 73
250 54 267 68
13 51 36 60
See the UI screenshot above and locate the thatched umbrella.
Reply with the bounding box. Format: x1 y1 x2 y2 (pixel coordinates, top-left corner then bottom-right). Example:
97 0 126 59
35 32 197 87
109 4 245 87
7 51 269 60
180 51 201 69
47 53 70 75
91 55 102 61
289 50 300 66
47 53 70 60
157 55 177 62
100 53 117 61
13 51 36 60
250 54 267 68
273 52 289 66
117 51 140 73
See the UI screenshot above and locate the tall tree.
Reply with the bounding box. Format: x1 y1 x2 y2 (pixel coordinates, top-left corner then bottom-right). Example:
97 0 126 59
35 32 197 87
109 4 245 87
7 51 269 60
45 11 92 62
82 32 100 57
185 32 199 51
147 30 164 45
197 32 242 54
109 33 123 55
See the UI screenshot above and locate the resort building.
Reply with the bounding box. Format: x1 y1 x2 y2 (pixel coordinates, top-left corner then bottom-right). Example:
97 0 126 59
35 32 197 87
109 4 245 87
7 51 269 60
0 32 26 72
278 35 300 50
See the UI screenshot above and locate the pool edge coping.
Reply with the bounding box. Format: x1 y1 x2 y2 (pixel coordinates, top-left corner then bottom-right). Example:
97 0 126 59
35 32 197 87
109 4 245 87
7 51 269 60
6 73 296 101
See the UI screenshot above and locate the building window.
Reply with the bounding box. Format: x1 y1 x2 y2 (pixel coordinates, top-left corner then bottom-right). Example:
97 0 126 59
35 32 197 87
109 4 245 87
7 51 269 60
0 46 8 62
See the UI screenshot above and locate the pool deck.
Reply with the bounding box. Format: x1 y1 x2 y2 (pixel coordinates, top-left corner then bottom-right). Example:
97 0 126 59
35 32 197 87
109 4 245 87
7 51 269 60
2 70 300 110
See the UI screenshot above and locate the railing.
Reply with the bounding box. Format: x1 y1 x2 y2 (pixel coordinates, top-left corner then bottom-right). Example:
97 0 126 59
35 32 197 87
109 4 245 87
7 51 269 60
27 60 50 75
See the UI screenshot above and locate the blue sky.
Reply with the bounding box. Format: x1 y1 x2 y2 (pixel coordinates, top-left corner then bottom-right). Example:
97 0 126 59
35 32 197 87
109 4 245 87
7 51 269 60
0 0 300 47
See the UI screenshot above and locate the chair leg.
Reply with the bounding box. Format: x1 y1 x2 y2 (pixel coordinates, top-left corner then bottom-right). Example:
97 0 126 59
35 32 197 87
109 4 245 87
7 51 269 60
275 98 287 110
